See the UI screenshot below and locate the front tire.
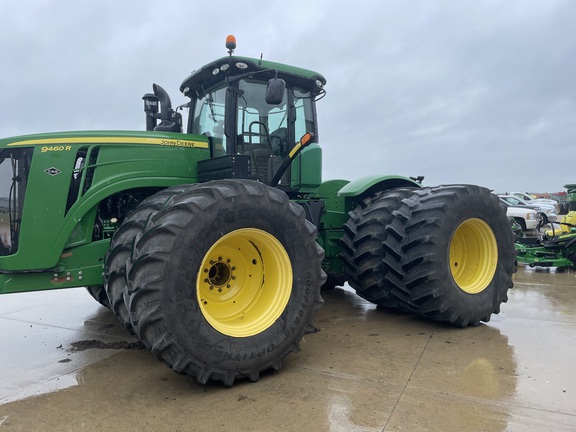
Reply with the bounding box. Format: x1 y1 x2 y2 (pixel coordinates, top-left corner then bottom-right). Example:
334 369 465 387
397 185 515 326
104 185 198 330
126 180 325 386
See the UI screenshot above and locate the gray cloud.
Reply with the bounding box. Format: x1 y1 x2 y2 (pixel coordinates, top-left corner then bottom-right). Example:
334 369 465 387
1 0 574 193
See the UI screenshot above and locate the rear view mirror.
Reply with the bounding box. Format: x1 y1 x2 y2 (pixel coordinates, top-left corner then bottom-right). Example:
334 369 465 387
265 78 286 105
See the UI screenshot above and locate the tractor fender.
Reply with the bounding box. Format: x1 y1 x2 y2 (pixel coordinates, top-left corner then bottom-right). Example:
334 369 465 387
313 176 422 278
314 175 421 229
337 175 422 200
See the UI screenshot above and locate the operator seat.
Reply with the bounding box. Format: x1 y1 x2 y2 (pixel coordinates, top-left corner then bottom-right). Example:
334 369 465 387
270 127 288 156
240 127 290 183
251 127 290 182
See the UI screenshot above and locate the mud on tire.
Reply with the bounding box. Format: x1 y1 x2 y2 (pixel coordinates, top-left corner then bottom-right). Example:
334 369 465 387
125 179 325 386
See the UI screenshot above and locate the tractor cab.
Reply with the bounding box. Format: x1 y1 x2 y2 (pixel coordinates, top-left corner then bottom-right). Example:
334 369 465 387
144 36 327 190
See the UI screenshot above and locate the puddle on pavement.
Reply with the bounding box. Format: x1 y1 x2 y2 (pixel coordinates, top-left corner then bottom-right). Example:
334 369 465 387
1 266 574 430
489 265 576 416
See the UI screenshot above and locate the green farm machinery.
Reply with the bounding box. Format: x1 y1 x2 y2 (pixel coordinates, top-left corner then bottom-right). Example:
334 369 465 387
0 36 515 386
565 184 576 212
515 211 576 269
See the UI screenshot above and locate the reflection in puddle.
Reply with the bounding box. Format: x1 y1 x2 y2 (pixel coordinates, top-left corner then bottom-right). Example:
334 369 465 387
491 265 576 415
457 357 503 398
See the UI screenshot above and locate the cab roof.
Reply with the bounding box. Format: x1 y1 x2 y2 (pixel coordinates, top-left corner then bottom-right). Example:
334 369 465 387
179 56 326 98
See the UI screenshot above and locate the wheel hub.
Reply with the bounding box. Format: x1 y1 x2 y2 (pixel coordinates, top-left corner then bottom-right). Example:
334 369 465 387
205 259 234 292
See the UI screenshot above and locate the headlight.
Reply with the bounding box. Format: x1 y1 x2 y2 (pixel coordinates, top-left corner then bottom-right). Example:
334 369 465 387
527 213 538 220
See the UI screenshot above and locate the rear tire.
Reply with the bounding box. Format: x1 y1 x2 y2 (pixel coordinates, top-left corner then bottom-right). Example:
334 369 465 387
340 189 416 310
126 180 325 386
396 185 516 326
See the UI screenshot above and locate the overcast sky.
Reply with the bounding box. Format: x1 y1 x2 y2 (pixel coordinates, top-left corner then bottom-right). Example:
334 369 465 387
1 0 575 194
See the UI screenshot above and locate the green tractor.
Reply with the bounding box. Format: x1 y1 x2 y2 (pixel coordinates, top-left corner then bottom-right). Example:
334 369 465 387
0 36 515 386
565 184 576 212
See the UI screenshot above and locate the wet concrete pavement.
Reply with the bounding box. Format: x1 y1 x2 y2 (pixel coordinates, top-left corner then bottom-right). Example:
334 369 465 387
1 266 575 431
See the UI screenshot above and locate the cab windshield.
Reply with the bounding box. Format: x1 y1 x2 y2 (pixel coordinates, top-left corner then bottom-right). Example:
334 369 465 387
236 80 315 182
190 78 316 183
191 85 227 157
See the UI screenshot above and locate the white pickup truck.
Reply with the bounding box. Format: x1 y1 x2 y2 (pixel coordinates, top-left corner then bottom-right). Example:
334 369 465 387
509 192 559 212
498 199 541 231
500 194 558 224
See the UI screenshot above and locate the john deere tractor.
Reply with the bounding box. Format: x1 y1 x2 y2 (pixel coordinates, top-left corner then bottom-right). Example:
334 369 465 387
0 37 515 386
565 184 576 212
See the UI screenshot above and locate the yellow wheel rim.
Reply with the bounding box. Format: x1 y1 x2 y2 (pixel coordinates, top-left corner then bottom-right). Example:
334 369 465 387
197 228 292 337
449 218 498 294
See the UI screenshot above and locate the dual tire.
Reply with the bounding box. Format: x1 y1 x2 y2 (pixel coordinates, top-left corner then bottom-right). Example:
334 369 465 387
105 179 324 386
341 185 516 327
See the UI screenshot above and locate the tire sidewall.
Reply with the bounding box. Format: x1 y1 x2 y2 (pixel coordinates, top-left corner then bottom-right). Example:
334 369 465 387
416 189 514 307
